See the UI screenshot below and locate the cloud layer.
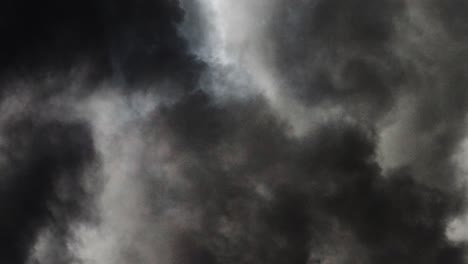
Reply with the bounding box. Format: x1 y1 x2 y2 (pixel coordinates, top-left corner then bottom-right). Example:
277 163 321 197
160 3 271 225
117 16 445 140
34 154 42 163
0 0 468 263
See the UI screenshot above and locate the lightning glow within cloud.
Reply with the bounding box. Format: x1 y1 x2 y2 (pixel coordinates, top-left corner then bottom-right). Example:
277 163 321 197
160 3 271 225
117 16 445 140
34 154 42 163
181 0 349 137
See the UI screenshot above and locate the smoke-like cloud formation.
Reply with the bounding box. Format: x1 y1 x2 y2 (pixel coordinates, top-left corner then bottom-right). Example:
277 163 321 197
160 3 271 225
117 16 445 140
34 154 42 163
2 0 468 263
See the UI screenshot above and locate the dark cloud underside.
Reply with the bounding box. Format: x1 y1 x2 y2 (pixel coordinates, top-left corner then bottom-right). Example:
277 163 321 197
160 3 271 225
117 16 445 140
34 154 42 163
0 118 96 263
0 0 202 94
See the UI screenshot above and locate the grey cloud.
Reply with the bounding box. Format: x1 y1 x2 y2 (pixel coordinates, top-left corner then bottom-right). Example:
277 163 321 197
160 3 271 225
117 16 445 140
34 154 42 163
1 0 468 264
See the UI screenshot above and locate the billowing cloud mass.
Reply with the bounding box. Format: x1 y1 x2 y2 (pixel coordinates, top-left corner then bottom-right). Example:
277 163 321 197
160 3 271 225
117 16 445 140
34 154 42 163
1 0 468 263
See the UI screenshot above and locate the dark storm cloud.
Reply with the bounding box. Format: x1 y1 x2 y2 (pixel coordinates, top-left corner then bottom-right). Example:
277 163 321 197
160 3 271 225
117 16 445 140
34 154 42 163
0 0 205 263
1 0 468 263
0 116 96 264
155 89 466 263
0 0 202 94
146 1 468 263
0 3 200 260
266 0 468 189
267 0 405 117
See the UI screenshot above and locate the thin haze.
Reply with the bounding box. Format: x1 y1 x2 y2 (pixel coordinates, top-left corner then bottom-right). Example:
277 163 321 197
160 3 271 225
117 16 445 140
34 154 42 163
0 0 468 263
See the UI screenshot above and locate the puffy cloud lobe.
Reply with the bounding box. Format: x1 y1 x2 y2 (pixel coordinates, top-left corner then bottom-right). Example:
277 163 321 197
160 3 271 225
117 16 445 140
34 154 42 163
258 0 408 133
0 117 96 264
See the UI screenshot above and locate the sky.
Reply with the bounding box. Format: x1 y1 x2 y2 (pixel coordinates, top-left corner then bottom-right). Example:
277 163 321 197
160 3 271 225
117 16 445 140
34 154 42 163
1 0 468 263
